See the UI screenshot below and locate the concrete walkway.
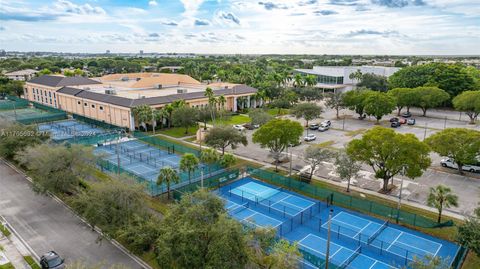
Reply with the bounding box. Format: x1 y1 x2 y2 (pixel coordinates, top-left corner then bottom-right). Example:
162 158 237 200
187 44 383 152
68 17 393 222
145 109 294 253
0 221 30 269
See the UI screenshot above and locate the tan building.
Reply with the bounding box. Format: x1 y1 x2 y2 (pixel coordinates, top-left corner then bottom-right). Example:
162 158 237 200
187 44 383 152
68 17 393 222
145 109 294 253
5 69 38 81
25 73 259 130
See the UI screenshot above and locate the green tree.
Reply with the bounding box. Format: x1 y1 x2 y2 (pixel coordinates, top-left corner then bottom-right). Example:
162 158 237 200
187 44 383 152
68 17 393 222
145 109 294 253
200 148 220 175
117 214 161 254
1 80 25 97
219 153 237 168
172 106 198 134
0 121 49 160
248 109 273 126
357 73 388 92
132 105 152 131
343 88 373 118
197 106 212 130
155 189 249 268
334 150 361 192
346 127 431 192
388 88 418 115
363 91 396 123
204 125 248 155
414 86 450 116
157 166 180 199
407 255 450 269
205 87 217 122
325 91 345 118
456 205 480 256
303 145 335 180
427 185 458 223
291 102 323 128
72 177 147 235
452 90 480 124
425 128 480 174
16 144 96 195
180 153 199 183
253 119 304 171
165 99 186 128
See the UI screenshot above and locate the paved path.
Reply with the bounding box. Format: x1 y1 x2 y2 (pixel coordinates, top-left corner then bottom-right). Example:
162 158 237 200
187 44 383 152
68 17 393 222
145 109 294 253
0 160 144 268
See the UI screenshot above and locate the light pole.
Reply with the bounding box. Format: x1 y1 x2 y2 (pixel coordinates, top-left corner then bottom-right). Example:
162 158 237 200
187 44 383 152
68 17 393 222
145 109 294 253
342 112 345 131
289 147 293 177
423 123 428 141
396 166 406 224
325 209 334 269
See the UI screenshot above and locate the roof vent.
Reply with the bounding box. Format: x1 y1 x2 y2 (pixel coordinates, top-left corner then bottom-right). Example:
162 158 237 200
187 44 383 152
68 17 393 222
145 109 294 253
177 88 187 94
224 86 229 89
83 87 91 90
136 77 141 81
105 89 117 95
155 84 162 89
121 76 129 81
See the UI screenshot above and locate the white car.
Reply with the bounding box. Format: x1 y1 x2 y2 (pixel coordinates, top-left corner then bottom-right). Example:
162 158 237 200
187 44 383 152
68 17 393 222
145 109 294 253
318 124 330 132
232 124 245 131
304 134 317 141
321 120 331 127
440 158 480 173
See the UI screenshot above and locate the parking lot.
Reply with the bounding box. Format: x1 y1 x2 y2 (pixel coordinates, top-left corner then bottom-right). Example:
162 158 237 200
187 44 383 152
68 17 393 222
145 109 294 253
229 104 480 216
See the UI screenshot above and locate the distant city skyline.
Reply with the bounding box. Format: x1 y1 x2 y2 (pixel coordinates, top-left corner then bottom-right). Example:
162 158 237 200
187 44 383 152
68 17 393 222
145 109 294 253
1 0 479 55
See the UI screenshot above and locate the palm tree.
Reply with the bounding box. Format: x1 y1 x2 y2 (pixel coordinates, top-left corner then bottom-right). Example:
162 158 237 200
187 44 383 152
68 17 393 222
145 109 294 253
200 148 220 176
304 75 317 87
427 185 459 223
157 166 180 199
293 73 304 88
165 100 186 128
204 87 217 122
179 153 199 183
151 108 166 134
218 94 226 110
132 105 152 131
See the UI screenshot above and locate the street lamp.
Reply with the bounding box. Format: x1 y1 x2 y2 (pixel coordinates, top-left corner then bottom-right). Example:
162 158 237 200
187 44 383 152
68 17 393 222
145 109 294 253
396 166 406 223
325 209 334 269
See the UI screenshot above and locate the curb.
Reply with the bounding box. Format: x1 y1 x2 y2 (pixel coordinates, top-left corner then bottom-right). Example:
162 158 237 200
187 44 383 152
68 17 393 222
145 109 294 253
1 215 39 265
1 159 152 269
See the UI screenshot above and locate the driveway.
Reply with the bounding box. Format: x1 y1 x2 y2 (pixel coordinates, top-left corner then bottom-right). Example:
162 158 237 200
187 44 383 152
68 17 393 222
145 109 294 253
0 160 144 268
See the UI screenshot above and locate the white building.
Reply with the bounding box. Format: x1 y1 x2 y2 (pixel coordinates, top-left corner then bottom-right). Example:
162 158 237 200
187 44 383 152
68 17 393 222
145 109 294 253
295 66 400 93
5 69 38 81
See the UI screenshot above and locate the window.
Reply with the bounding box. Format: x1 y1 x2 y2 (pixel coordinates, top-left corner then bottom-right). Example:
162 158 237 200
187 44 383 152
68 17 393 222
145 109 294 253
84 103 88 106
49 99 52 104
99 106 104 111
77 101 81 105
49 92 51 97
53 93 56 98
91 104 95 108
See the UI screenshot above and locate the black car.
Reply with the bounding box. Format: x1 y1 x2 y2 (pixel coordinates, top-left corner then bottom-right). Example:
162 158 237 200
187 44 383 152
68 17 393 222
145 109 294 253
389 117 399 122
402 111 412 118
40 251 65 269
391 121 401 128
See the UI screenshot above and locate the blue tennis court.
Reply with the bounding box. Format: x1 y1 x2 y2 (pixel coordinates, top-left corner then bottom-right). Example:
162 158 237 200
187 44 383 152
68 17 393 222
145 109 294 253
38 119 112 142
218 177 460 269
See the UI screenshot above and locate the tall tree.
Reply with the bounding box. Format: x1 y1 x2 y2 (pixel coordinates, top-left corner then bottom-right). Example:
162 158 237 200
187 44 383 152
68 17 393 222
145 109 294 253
200 148 220 175
219 153 237 168
0 121 49 160
172 106 198 134
452 90 480 124
343 88 373 118
180 153 200 183
363 91 396 123
357 73 388 92
425 128 480 174
325 91 345 118
346 127 431 192
414 86 450 116
291 102 323 128
155 189 249 268
205 87 217 122
252 119 304 171
132 105 153 131
204 125 248 155
457 204 480 256
427 185 458 223
303 145 335 180
388 87 418 115
248 109 273 126
157 166 180 199
334 151 361 192
16 144 96 195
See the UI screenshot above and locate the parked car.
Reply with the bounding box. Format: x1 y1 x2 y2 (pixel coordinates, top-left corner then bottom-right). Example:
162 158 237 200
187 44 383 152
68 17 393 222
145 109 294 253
289 140 301 147
440 158 480 173
390 117 399 122
233 124 245 131
321 120 331 127
402 111 412 118
318 125 330 132
40 251 65 269
399 118 407 124
391 121 401 128
243 123 259 130
309 123 320 130
304 134 317 141
407 118 416 125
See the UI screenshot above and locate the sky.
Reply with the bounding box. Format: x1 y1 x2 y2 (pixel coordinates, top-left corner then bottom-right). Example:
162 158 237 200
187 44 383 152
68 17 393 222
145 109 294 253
0 0 479 55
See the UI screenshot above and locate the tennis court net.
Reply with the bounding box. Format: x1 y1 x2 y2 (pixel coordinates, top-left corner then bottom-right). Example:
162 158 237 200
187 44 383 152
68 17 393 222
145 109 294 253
367 221 389 244
340 246 361 269
230 202 249 215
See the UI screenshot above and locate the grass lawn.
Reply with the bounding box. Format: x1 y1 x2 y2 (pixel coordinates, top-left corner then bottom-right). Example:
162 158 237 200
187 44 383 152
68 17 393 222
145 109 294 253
209 114 251 125
266 108 290 116
0 263 14 269
463 251 480 269
157 126 198 138
0 222 11 237
24 256 41 269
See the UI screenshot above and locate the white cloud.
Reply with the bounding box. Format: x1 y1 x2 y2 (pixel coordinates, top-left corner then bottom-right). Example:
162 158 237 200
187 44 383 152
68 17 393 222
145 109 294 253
180 0 205 16
54 0 106 15
148 1 158 7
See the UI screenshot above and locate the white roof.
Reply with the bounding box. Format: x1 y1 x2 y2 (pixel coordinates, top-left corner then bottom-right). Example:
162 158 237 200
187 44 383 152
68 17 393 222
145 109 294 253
5 69 38 76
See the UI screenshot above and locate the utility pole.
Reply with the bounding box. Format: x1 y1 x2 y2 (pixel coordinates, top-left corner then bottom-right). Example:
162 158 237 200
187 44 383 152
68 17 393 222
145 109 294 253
289 147 293 177
396 166 406 224
116 131 121 175
342 112 345 131
325 209 334 269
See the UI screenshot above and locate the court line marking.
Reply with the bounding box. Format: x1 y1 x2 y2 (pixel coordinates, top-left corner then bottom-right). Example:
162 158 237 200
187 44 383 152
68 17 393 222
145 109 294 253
333 212 371 230
386 231 404 252
354 221 373 239
241 212 282 229
271 195 305 211
322 216 366 233
394 232 442 253
369 261 378 269
394 240 435 256
298 233 346 261
335 212 373 227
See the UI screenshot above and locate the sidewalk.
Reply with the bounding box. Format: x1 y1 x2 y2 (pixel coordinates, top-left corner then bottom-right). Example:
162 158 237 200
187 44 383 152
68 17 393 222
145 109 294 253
1 218 33 269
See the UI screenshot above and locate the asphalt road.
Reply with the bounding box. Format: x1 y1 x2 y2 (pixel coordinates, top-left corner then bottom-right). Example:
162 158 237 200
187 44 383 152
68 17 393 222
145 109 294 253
0 160 143 268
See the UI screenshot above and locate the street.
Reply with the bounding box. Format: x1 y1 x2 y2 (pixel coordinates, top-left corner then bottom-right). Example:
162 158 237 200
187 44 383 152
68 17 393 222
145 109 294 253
0 160 143 268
